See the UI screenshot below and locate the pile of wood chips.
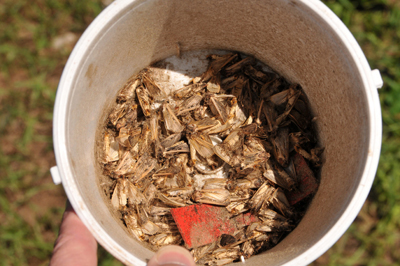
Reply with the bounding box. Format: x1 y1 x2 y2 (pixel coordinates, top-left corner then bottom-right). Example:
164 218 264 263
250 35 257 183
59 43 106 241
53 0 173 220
99 52 323 265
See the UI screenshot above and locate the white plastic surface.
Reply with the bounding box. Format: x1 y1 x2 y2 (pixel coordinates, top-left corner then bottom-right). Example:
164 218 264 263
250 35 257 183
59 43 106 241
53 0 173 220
50 166 62 185
372 69 384 89
52 0 382 265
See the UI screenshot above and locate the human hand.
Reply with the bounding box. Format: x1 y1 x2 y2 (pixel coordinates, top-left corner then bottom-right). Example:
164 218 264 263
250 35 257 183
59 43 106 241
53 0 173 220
50 202 196 266
147 245 196 266
50 201 97 266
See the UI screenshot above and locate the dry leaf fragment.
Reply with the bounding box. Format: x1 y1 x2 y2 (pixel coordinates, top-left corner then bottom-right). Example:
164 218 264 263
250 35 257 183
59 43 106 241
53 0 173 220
177 94 203 115
104 131 119 163
224 56 255 76
108 102 127 126
111 178 128 209
127 180 146 205
131 153 158 183
201 53 238 82
187 117 219 133
163 103 184 133
271 127 290 167
163 141 190 155
226 201 248 215
113 151 136 175
160 132 182 149
118 79 139 102
174 83 206 99
192 189 230 206
202 178 227 190
244 64 275 84
247 182 274 213
136 86 152 117
188 133 215 159
207 95 229 123
270 188 293 217
157 192 186 207
124 211 146 241
142 72 167 101
149 233 182 246
142 220 161 235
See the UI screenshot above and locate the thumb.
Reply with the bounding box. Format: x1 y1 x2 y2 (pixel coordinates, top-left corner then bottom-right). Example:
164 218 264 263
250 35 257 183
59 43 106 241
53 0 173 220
50 201 97 266
147 245 196 266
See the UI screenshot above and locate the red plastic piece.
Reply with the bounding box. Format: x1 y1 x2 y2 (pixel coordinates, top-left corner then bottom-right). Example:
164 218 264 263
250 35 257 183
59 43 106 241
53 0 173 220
171 204 258 248
286 153 319 205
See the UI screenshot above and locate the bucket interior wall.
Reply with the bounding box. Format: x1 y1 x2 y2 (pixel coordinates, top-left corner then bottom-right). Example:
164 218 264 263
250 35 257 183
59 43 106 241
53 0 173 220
64 0 369 264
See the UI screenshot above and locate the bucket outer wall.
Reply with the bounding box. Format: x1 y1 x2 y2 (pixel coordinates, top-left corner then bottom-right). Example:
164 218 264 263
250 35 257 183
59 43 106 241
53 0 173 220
52 0 382 265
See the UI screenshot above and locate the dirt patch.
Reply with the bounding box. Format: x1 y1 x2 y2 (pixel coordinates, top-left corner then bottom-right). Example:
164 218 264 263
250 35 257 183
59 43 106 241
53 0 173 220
17 187 66 227
0 118 25 155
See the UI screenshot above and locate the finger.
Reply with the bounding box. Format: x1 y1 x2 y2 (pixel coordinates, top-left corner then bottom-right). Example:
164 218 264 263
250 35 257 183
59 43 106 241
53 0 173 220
50 201 97 266
147 245 196 266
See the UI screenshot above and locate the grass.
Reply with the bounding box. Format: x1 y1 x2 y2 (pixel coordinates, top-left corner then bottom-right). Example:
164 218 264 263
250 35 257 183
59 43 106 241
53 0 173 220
0 0 399 265
0 1 120 265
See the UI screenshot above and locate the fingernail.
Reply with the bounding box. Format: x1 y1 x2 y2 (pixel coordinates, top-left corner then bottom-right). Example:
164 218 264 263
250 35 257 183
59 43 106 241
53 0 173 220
148 245 195 266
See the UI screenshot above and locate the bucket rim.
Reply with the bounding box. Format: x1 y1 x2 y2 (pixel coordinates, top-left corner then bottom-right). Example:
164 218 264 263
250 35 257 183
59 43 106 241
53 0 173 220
52 1 382 265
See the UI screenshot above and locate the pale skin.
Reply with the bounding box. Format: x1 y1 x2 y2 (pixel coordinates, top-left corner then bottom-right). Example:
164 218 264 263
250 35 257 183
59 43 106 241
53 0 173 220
50 202 196 266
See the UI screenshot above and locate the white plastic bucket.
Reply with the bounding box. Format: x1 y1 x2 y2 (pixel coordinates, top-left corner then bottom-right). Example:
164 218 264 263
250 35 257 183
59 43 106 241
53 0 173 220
51 0 383 265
